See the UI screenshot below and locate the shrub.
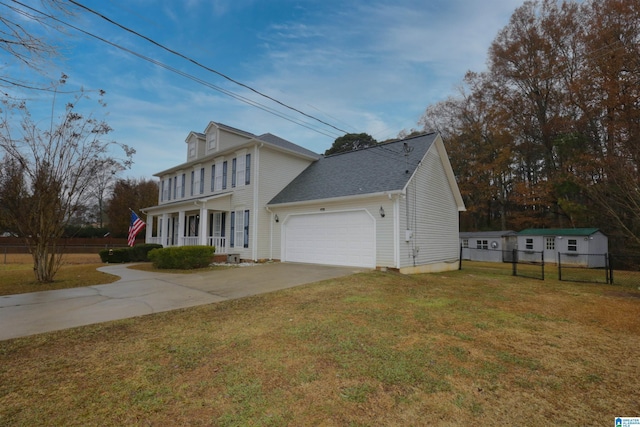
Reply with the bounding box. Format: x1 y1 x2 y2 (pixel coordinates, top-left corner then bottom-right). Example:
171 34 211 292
98 248 130 263
98 244 163 263
147 245 215 270
129 243 163 262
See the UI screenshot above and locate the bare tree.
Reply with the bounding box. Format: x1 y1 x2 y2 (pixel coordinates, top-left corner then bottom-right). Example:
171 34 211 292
0 1 73 89
0 84 134 282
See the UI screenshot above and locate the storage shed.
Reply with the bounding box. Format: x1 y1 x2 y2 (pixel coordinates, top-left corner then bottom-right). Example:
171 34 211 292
517 228 608 267
460 231 517 263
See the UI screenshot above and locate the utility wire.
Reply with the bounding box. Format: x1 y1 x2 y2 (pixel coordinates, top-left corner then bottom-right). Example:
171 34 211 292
4 0 342 139
65 0 351 135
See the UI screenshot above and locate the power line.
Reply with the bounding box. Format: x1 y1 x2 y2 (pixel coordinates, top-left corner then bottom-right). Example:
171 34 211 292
65 0 351 135
4 0 342 139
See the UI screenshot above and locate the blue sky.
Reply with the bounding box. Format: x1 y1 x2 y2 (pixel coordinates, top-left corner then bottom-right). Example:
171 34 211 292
6 0 524 179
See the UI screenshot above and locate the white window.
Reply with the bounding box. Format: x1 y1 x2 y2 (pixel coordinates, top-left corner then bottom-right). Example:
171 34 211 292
207 131 217 150
230 210 249 248
235 155 246 188
193 168 202 195
161 180 167 202
462 239 469 248
173 176 178 199
214 161 223 191
189 141 196 158
568 239 577 252
245 154 251 185
222 161 228 189
476 240 488 249
526 238 533 250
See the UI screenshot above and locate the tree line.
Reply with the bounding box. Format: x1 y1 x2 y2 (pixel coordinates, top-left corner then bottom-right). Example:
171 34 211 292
417 0 640 254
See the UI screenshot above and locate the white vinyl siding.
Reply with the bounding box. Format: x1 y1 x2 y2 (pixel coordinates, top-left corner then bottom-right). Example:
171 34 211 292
398 144 459 269
254 149 316 260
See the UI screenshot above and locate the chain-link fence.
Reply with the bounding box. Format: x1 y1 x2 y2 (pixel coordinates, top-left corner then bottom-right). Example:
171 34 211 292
557 253 609 284
608 254 640 286
459 247 545 280
461 247 640 286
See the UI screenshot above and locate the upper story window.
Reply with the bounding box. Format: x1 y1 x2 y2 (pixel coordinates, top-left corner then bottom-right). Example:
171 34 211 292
232 154 248 188
190 171 195 196
173 176 178 199
199 167 205 194
181 173 185 198
222 161 228 189
214 161 223 191
167 177 172 201
188 141 196 158
161 180 166 202
245 153 251 185
207 131 217 150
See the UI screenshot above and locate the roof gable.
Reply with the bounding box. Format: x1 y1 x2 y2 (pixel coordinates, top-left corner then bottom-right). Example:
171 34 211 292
268 133 440 205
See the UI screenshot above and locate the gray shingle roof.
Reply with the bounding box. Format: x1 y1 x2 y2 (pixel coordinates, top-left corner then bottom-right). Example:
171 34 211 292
268 133 438 205
257 133 319 159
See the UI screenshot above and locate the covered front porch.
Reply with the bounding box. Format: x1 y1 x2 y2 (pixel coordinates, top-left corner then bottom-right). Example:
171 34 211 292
144 194 231 254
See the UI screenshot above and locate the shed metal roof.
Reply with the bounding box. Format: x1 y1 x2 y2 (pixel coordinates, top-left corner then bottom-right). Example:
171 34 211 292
518 228 602 236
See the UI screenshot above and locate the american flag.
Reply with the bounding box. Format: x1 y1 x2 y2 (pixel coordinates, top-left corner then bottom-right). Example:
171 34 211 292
128 210 146 247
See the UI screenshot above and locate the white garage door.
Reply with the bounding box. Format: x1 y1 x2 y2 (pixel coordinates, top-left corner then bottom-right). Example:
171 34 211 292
283 210 375 268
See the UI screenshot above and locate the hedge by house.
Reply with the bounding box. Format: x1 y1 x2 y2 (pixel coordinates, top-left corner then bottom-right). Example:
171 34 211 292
147 245 215 270
99 244 163 263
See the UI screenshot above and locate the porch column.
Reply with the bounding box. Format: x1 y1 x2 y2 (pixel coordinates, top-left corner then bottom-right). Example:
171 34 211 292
199 205 208 245
145 214 154 243
161 213 169 246
178 210 185 246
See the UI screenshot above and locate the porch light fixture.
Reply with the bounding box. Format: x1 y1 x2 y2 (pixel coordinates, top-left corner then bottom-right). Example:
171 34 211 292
379 206 385 218
274 214 279 223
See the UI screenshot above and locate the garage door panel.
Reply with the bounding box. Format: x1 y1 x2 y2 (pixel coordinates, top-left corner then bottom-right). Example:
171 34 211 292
283 211 375 268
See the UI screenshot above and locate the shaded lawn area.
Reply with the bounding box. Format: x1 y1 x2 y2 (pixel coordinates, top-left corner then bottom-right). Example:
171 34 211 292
1 267 639 426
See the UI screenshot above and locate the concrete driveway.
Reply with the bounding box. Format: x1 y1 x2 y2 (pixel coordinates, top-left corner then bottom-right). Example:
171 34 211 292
0 262 361 341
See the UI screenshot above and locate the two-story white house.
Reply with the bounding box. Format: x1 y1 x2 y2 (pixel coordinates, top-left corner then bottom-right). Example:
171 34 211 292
143 121 465 273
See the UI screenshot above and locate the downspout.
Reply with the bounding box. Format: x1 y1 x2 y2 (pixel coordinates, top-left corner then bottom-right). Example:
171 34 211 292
253 143 262 261
265 206 274 261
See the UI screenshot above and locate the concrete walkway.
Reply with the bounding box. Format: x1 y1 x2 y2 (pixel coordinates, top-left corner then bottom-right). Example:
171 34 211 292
0 263 360 341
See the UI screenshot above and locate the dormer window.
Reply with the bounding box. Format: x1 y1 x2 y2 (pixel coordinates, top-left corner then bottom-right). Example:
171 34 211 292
207 131 217 150
188 141 196 158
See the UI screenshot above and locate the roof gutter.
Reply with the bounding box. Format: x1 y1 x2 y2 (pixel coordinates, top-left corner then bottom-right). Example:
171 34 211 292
267 190 404 209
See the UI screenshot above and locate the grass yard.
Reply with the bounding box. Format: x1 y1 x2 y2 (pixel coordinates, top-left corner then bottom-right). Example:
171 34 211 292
0 254 119 296
1 263 639 426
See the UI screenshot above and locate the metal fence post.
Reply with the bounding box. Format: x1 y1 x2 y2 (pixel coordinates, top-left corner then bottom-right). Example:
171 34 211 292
558 252 562 281
512 249 517 276
608 253 613 285
459 244 463 270
541 250 545 280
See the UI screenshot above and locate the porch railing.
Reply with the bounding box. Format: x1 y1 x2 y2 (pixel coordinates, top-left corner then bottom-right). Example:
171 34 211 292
145 236 227 254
